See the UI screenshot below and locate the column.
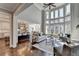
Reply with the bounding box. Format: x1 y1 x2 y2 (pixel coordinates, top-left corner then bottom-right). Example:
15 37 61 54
10 14 13 47
48 10 51 34
12 14 18 48
41 10 46 34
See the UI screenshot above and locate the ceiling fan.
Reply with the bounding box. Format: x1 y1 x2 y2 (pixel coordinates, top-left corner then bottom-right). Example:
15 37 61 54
43 3 56 9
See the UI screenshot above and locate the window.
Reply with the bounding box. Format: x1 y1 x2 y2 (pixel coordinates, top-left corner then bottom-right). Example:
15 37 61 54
65 23 71 34
59 8 64 17
51 11 54 19
51 20 54 24
60 24 64 33
55 10 58 18
65 4 71 34
46 21 49 24
54 20 58 23
65 16 71 34
45 4 71 34
54 25 60 34
59 18 64 23
46 12 49 19
50 26 54 32
66 4 70 15
46 25 49 34
29 24 40 32
65 16 71 22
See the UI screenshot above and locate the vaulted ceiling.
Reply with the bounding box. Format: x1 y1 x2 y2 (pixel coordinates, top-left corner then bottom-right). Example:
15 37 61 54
16 4 41 24
34 3 65 10
0 3 65 24
16 3 65 24
0 3 21 12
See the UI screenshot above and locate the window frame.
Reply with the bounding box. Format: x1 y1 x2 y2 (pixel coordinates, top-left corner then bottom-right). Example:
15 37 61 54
45 3 71 34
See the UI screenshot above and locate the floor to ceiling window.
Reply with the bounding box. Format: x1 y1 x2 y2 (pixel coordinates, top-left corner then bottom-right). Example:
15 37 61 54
65 4 71 34
45 4 71 35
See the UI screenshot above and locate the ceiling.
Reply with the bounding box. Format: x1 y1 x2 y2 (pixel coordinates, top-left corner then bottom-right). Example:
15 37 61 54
0 3 65 24
0 3 20 12
16 3 65 24
34 3 65 10
16 4 41 24
0 3 65 12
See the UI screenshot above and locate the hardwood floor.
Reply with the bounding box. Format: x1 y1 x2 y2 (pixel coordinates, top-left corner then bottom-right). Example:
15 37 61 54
0 39 45 56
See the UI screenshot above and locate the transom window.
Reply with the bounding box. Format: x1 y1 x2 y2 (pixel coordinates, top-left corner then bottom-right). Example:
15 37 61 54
59 18 64 23
55 10 58 18
66 4 70 15
59 8 64 17
51 20 54 24
51 11 54 19
54 20 58 23
46 21 49 24
65 16 71 22
46 12 49 19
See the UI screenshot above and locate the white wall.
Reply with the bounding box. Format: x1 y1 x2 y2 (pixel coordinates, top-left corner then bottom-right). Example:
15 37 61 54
71 4 79 41
16 4 41 24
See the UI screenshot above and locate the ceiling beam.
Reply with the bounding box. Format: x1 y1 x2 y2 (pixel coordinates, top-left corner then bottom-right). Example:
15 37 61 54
0 7 12 14
12 3 22 13
13 3 33 16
